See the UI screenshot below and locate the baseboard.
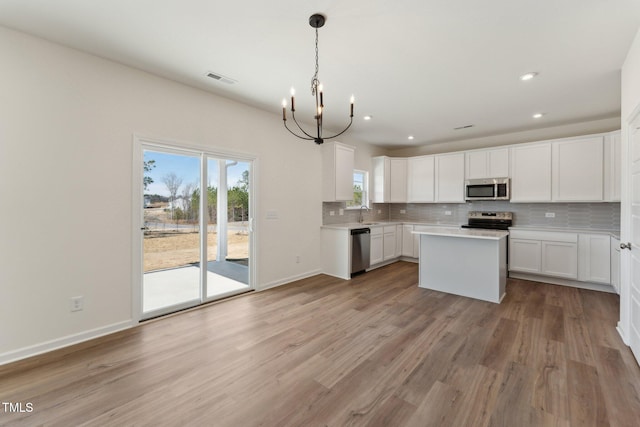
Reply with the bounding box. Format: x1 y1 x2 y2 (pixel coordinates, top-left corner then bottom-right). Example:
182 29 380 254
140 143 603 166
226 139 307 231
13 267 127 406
508 272 616 293
0 320 134 366
258 269 323 291
617 322 630 345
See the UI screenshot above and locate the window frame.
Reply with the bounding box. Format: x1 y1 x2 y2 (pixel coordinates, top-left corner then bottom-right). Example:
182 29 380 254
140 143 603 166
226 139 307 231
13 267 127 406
345 169 369 209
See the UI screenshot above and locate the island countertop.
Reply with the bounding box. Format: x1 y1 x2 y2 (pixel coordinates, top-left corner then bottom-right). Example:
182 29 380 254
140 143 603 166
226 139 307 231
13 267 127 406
412 226 509 240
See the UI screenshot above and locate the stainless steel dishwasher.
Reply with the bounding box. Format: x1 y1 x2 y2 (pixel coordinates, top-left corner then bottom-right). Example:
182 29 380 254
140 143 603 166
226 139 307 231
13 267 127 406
351 228 371 276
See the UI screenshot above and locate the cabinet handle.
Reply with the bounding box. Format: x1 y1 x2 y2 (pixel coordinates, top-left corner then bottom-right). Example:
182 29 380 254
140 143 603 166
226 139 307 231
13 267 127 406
620 242 632 250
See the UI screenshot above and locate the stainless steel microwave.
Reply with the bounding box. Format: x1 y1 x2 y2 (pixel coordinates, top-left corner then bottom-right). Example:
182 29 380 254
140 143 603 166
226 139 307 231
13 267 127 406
465 178 510 201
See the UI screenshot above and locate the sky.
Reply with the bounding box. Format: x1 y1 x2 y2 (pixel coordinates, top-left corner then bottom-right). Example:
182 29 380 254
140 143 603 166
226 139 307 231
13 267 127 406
143 150 249 196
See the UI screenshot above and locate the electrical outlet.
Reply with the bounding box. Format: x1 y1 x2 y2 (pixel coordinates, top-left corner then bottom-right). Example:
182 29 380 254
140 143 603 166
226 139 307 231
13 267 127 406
339 209 344 215
296 255 300 264
329 211 335 216
445 211 452 216
377 209 381 214
70 296 83 312
400 209 406 214
545 212 556 218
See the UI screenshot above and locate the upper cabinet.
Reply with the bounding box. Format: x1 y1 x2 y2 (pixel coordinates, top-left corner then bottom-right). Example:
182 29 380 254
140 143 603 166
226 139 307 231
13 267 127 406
408 155 435 202
435 152 465 202
371 156 407 203
510 143 552 202
552 136 603 202
389 158 408 203
604 131 621 202
465 148 509 179
322 142 355 202
371 129 620 205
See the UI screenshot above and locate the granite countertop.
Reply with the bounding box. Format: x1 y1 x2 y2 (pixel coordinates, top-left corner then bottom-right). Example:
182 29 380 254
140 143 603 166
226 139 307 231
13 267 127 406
412 226 509 240
509 225 620 239
321 221 461 230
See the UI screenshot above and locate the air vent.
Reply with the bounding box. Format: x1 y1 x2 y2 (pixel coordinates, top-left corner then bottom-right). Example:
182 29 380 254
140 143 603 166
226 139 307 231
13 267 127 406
206 71 237 84
454 124 474 130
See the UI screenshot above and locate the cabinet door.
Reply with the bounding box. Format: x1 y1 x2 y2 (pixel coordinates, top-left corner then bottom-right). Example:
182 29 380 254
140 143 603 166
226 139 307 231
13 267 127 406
371 156 390 203
604 131 621 202
323 142 355 202
465 151 488 179
435 153 465 202
578 234 611 284
383 231 396 261
510 143 552 202
389 158 408 203
552 136 603 201
408 156 435 202
611 237 620 294
509 239 541 273
402 225 415 257
396 225 403 255
370 233 384 265
542 241 578 279
488 148 509 177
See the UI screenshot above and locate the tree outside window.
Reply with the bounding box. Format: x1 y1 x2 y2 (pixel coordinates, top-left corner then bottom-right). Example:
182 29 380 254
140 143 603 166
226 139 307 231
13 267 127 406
346 170 368 208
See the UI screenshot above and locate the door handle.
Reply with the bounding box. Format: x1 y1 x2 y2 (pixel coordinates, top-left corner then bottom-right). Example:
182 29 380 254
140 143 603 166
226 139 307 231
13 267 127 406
620 242 632 250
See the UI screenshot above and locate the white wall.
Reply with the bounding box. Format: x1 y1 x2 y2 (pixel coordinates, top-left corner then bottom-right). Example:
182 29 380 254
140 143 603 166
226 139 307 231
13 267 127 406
619 27 640 343
0 25 377 364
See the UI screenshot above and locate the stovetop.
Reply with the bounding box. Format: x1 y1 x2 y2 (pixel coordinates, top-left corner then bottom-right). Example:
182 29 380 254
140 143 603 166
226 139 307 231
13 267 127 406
462 211 513 230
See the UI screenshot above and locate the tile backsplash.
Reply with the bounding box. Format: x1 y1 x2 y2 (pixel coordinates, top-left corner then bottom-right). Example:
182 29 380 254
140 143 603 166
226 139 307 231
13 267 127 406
323 201 620 231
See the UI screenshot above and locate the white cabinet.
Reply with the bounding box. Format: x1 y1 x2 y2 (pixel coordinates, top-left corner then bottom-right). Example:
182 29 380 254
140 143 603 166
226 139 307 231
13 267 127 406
604 131 621 202
465 148 509 179
542 241 578 279
396 224 403 256
371 156 407 203
408 155 435 202
435 153 465 202
322 142 355 202
383 226 397 261
578 234 611 284
509 239 542 273
552 136 604 202
402 225 416 257
611 237 621 293
370 227 383 265
510 143 552 202
509 230 578 279
389 158 408 203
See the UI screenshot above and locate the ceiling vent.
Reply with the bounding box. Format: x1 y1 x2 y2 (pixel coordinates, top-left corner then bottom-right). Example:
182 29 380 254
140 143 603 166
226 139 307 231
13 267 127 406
454 124 474 130
206 71 236 84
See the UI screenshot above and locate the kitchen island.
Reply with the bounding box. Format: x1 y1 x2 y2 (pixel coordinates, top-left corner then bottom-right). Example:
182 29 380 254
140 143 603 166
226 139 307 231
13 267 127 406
413 227 509 303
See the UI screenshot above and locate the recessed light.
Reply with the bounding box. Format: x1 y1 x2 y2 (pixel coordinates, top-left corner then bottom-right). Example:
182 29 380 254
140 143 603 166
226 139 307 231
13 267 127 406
533 113 544 119
520 72 538 81
408 135 415 140
363 115 372 121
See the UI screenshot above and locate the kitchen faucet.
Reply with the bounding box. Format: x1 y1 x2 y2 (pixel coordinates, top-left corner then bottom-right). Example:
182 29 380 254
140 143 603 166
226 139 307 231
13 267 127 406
359 205 370 223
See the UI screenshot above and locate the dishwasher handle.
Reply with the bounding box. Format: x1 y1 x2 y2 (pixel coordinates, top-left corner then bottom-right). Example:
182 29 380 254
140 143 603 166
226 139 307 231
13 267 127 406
351 228 371 235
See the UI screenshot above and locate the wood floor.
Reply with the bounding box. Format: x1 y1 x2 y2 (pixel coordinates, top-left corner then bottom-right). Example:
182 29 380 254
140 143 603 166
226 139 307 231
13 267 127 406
2 262 640 426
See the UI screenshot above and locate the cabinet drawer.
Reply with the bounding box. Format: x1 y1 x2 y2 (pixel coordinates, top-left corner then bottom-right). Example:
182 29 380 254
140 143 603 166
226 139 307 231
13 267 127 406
370 226 383 236
509 229 577 243
384 225 397 234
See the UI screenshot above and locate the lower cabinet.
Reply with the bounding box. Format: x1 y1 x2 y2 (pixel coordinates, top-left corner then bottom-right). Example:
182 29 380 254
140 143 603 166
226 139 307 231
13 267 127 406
370 228 384 265
611 237 621 294
383 226 397 261
510 229 612 286
402 225 417 257
578 234 611 284
542 241 578 279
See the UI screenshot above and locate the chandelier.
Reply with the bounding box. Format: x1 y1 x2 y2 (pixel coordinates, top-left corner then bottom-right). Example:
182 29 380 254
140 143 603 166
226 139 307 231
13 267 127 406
281 13 354 145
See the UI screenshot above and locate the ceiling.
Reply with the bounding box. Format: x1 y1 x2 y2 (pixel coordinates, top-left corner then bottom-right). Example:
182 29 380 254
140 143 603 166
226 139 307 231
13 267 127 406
0 0 639 149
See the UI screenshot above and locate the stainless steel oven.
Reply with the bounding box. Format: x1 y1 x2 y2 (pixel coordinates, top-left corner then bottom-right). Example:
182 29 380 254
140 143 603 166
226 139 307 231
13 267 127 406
465 178 510 201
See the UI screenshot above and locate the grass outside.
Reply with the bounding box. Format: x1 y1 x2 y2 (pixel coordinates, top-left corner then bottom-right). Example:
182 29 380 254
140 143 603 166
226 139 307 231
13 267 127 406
143 230 249 272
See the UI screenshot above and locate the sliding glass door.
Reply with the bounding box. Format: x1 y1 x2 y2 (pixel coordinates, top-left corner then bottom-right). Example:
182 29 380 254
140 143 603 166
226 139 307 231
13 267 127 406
139 143 253 319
